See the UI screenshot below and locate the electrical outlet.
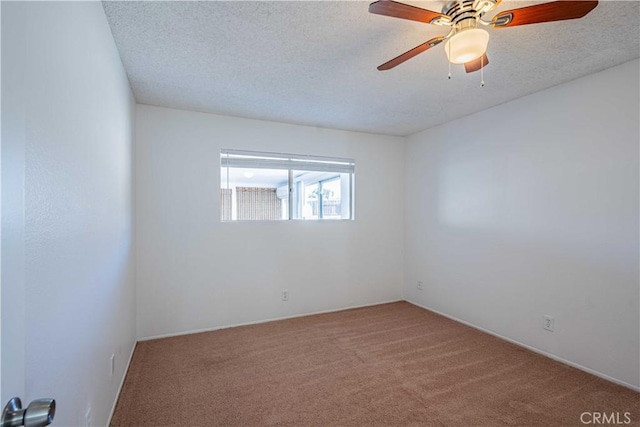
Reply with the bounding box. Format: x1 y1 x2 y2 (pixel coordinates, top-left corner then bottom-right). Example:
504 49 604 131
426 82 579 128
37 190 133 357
417 281 423 290
85 407 91 427
543 315 554 332
110 353 115 377
281 289 289 301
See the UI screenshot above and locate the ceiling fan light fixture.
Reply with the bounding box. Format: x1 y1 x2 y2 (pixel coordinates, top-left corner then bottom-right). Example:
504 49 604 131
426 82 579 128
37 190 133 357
444 28 490 64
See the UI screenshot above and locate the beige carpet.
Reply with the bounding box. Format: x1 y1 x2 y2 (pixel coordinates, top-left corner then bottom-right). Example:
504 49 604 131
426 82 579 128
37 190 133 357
111 302 639 426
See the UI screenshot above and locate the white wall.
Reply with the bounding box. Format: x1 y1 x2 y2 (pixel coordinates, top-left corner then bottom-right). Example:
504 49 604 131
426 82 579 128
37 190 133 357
404 59 640 389
135 105 404 339
1 2 136 425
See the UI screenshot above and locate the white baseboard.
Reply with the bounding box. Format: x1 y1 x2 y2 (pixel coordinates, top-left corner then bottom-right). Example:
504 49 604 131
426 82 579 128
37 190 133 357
405 299 640 393
138 299 403 342
107 340 137 426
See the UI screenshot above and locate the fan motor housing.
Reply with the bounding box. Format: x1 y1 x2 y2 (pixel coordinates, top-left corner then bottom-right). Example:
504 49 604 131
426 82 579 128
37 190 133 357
442 0 498 26
444 1 474 21
442 0 474 16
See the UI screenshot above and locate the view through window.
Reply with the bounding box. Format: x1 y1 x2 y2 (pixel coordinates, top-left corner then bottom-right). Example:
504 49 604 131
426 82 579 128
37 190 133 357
220 150 355 221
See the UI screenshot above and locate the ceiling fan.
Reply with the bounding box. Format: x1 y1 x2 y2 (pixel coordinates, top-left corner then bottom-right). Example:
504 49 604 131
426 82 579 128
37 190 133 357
369 0 598 73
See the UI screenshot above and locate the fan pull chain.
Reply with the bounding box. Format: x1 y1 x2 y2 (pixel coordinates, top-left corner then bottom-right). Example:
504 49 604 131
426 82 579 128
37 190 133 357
480 55 485 87
447 39 451 79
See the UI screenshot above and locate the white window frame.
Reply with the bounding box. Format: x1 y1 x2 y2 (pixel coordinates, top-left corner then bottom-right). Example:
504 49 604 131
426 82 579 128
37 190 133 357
221 149 355 221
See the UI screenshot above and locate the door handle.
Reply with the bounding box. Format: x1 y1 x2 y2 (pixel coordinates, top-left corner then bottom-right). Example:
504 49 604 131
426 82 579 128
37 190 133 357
1 397 55 427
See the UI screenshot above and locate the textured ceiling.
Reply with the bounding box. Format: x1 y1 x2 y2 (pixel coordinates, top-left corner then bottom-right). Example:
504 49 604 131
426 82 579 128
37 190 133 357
103 1 640 136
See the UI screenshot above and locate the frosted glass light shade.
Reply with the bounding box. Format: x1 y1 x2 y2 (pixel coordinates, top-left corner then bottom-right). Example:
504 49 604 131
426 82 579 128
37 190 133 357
444 29 490 64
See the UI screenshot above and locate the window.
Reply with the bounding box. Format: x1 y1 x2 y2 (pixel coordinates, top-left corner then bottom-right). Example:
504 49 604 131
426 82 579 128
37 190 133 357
220 149 355 221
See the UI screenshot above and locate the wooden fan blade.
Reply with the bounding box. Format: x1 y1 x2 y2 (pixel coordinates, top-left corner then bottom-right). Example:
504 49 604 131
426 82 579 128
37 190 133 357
377 37 445 71
369 0 443 24
465 53 489 73
492 1 597 28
